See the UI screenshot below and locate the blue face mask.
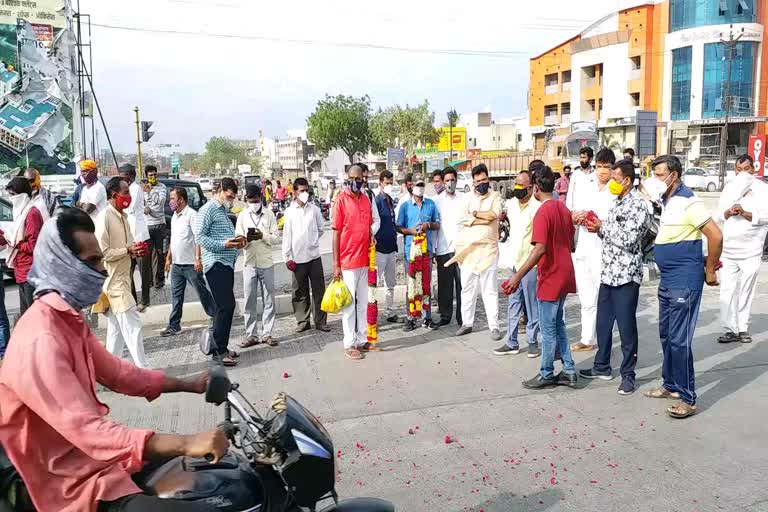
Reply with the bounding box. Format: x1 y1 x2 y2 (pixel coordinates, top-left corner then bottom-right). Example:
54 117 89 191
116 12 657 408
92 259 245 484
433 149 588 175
349 180 363 193
475 182 490 195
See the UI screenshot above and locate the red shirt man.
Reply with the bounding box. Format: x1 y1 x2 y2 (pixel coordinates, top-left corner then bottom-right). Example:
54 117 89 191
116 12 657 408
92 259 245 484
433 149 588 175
532 198 576 301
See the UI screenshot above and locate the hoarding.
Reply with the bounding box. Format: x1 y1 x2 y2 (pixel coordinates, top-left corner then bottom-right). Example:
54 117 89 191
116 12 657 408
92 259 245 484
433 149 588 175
749 135 766 178
430 127 466 152
386 147 405 170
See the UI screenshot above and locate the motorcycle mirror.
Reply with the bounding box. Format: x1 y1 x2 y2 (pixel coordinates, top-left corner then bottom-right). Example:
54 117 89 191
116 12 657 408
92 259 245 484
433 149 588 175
205 365 232 405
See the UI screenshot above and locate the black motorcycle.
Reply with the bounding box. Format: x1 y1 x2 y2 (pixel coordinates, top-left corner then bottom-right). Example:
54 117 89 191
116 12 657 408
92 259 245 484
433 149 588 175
138 367 395 511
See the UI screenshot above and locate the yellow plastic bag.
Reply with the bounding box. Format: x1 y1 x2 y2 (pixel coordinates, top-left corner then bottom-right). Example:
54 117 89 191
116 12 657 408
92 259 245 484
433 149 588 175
321 279 353 314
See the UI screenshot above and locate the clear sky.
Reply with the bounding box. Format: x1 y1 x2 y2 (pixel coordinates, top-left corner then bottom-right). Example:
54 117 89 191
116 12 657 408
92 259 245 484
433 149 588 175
82 0 625 152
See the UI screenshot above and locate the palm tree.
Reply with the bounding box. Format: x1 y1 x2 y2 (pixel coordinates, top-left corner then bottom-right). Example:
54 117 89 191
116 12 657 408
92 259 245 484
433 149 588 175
447 108 459 159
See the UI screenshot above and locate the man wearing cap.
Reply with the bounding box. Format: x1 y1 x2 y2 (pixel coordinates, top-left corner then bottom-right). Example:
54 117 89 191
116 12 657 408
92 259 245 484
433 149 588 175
76 160 107 221
23 168 56 221
236 184 280 348
396 172 441 332
118 164 152 311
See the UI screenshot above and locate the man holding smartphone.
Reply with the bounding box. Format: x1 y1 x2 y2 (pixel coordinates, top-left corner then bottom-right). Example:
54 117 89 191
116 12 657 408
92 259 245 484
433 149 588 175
194 178 245 367
236 185 280 348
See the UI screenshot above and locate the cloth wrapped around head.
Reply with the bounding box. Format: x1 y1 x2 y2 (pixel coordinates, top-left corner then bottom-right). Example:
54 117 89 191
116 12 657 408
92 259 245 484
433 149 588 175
79 160 98 171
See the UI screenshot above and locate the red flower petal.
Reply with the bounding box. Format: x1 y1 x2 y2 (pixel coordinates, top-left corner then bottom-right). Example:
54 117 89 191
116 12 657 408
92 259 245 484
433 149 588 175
282 372 290 378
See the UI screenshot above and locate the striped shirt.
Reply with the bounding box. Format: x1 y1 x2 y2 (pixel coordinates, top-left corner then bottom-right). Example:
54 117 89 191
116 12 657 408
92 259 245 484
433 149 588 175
194 200 238 272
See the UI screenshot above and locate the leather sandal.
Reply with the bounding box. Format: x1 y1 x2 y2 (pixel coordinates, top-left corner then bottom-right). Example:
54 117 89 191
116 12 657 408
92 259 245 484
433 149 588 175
358 342 381 352
238 337 260 349
263 336 278 347
667 401 697 419
644 387 680 399
345 348 363 360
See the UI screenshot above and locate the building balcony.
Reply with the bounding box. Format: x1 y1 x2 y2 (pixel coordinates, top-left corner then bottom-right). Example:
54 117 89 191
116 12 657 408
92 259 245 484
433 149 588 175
562 82 571 92
630 68 642 80
583 111 596 121
544 114 559 125
545 84 559 95
561 114 571 125
582 77 597 88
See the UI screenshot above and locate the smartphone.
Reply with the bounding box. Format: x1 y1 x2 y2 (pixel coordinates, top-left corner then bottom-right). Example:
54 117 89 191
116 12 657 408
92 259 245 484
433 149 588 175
247 227 256 237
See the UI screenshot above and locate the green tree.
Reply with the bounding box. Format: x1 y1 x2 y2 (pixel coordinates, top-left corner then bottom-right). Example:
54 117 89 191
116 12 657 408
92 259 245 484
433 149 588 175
200 137 249 172
369 100 439 155
446 108 459 157
306 94 373 164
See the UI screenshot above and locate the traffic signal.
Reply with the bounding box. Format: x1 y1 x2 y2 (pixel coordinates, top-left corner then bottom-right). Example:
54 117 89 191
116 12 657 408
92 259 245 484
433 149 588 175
141 121 154 142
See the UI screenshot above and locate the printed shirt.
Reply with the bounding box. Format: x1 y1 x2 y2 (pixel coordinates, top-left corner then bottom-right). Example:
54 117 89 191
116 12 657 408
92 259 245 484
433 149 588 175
434 192 465 256
716 178 768 260
532 199 576 301
452 191 503 274
95 204 135 314
144 183 167 227
375 192 398 254
236 207 280 268
127 182 150 242
170 205 198 265
0 293 165 512
654 184 711 289
333 190 374 270
503 196 540 271
598 190 651 286
396 196 441 255
194 200 238 272
282 201 325 264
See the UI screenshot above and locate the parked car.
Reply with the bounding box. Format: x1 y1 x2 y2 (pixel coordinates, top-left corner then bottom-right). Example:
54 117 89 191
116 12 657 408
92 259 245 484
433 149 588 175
198 178 213 192
683 167 720 192
457 172 473 193
159 178 236 234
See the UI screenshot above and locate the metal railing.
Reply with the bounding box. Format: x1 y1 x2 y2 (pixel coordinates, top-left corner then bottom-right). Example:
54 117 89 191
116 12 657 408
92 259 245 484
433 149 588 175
544 114 559 125
545 84 559 95
562 82 571 92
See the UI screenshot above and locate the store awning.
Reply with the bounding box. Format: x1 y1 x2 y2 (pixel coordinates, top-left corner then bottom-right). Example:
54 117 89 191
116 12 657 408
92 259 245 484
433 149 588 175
449 159 467 166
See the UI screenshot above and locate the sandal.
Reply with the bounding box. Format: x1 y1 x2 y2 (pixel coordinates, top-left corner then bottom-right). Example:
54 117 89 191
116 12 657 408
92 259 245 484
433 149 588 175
238 337 260 349
263 336 279 347
644 387 680 399
739 332 753 344
345 348 364 360
358 342 381 352
717 331 740 344
220 355 238 367
667 401 697 419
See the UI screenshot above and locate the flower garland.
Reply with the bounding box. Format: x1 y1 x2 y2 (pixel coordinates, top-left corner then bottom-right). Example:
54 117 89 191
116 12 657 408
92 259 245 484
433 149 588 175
366 243 378 344
407 233 430 318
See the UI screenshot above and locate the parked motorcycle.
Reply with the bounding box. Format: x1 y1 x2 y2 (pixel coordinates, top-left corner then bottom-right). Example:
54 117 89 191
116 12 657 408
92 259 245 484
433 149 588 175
137 366 395 512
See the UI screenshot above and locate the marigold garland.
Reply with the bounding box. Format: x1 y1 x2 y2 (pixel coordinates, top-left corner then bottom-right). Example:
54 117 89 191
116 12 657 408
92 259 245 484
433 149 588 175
366 243 378 344
407 234 430 318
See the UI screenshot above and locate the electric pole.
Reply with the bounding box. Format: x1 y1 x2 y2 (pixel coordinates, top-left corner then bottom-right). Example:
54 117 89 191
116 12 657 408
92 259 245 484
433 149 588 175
718 25 744 191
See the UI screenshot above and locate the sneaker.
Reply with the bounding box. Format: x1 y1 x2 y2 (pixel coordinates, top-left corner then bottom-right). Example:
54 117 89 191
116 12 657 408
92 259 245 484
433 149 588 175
717 331 740 344
579 368 614 381
527 344 540 358
159 326 180 337
455 325 473 336
490 329 502 341
739 332 753 344
617 379 636 395
403 321 416 332
522 374 557 389
555 371 578 388
424 319 439 330
493 345 519 355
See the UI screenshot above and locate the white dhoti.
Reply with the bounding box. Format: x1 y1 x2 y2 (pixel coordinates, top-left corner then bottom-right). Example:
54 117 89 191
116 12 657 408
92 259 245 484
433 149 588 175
341 267 369 349
105 306 148 368
459 259 499 331
720 256 761 334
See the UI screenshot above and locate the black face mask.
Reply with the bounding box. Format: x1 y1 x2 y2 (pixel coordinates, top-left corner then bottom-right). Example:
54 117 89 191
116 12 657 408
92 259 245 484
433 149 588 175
580 160 591 170
475 182 490 195
512 188 529 200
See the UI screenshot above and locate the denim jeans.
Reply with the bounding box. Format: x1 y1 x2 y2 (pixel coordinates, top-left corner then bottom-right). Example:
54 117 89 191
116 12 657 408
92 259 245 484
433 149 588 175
0 277 10 357
538 296 575 379
168 264 217 331
506 269 539 348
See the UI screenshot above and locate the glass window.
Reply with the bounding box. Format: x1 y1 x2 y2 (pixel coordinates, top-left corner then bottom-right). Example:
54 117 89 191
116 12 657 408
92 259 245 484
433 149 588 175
702 41 756 118
671 47 692 121
0 200 11 221
670 0 754 32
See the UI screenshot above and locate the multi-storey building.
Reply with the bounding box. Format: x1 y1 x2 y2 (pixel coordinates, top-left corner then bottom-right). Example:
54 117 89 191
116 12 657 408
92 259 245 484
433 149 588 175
529 0 768 168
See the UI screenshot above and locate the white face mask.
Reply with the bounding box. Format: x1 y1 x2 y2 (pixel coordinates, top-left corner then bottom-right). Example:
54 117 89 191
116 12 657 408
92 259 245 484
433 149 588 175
249 202 262 213
643 176 669 202
412 186 424 197
298 192 310 204
383 184 393 196
734 170 755 191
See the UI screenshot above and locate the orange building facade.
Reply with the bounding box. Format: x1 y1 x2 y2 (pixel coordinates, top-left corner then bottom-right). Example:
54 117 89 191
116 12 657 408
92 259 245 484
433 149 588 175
530 0 768 169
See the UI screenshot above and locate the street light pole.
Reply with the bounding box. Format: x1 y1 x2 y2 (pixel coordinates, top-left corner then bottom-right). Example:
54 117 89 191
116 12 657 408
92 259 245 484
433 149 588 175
718 25 744 191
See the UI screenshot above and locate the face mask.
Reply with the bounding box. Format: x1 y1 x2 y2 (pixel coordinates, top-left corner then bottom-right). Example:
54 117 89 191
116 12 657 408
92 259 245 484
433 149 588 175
148 176 157 185
383 184 394 196
116 193 132 210
412 186 424 197
349 180 363 193
733 171 755 193
434 183 445 195
643 176 670 201
608 179 625 196
219 195 233 210
249 202 262 213
298 192 310 204
445 181 457 195
83 169 98 185
512 187 529 200
475 182 490 195
169 200 179 212
580 160 591 170
10 193 27 211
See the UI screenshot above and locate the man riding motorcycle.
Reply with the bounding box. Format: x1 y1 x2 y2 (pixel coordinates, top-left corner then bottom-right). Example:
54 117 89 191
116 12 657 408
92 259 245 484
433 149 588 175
0 207 227 512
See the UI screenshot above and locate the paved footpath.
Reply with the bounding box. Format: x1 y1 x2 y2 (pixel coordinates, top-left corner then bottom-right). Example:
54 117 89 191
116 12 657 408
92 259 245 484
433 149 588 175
104 261 768 512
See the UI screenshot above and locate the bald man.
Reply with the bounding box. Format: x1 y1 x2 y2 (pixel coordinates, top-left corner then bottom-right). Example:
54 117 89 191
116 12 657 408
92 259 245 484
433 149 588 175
23 168 56 220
